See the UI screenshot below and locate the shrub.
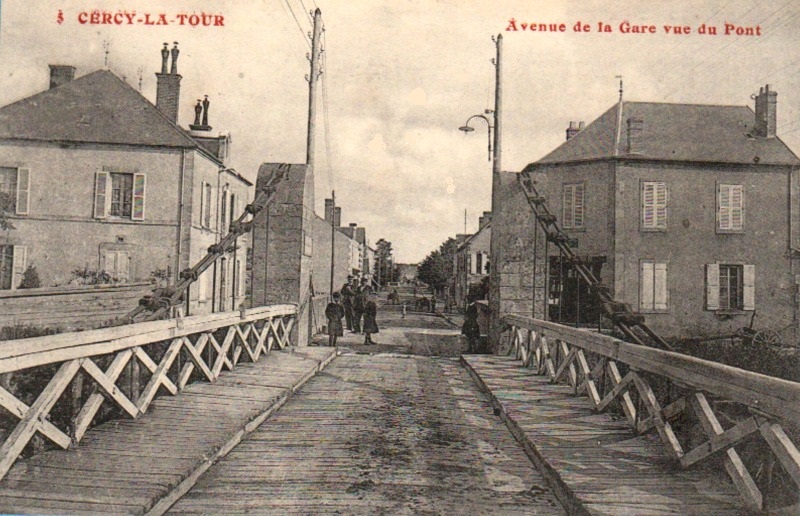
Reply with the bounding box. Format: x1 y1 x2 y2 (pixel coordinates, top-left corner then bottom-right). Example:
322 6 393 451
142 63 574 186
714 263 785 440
18 265 41 289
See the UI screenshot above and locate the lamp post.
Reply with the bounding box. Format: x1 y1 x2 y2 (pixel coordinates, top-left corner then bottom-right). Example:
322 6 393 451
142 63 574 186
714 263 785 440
459 111 494 162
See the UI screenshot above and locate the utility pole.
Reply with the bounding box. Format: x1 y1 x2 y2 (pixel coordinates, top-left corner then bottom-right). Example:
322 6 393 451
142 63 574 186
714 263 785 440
488 33 504 349
306 8 323 167
330 190 335 294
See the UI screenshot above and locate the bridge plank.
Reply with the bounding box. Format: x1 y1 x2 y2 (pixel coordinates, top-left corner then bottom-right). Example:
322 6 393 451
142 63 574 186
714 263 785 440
463 354 746 515
0 347 336 515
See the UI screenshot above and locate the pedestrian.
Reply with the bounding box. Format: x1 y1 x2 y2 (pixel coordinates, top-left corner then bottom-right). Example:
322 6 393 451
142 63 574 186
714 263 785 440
401 302 407 319
325 292 345 347
363 291 379 345
462 300 481 353
431 293 437 313
341 276 355 331
352 277 370 333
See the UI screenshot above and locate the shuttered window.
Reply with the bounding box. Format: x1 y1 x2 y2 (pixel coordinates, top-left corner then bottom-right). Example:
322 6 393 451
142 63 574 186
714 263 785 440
706 263 754 311
562 183 585 229
640 261 668 311
718 184 744 231
0 245 27 290
0 167 30 215
201 182 213 229
95 170 145 221
100 250 130 282
641 181 667 230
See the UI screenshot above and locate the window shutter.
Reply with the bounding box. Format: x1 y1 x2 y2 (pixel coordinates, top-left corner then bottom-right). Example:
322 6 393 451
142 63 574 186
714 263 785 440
132 173 146 221
718 184 731 230
563 185 574 228
94 171 110 219
640 261 654 310
731 185 744 230
200 181 206 228
706 263 720 310
574 184 585 228
12 245 27 290
654 263 668 310
15 168 30 215
743 264 755 310
198 270 208 301
642 182 655 228
655 182 667 228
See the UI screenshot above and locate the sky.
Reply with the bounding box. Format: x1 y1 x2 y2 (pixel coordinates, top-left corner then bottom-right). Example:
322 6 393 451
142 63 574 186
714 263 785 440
1 0 800 262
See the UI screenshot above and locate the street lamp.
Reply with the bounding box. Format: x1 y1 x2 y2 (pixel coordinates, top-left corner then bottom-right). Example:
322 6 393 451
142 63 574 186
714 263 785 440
459 109 495 162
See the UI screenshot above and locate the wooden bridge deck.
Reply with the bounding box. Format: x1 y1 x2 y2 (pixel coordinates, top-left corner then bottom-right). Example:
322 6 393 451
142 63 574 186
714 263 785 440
463 354 748 515
0 347 337 515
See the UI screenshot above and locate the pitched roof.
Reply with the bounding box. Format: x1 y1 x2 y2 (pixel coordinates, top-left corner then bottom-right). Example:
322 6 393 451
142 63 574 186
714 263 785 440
0 70 199 149
532 101 800 167
457 222 491 253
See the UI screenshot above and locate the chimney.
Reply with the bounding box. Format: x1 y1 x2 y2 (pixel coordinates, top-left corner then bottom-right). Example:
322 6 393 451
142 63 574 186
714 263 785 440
566 121 584 141
479 211 492 229
190 95 212 132
334 207 342 227
48 65 76 89
626 117 643 154
155 42 182 124
324 198 334 222
754 84 777 138
356 227 366 244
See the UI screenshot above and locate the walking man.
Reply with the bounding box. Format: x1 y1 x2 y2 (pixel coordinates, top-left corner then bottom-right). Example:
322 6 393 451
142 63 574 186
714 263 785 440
363 291 379 345
325 292 345 347
341 276 355 331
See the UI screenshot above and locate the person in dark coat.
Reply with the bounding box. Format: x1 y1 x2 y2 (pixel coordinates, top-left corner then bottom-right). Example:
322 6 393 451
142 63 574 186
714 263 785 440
341 276 355 331
462 301 481 353
352 277 371 333
363 291 379 345
325 292 345 347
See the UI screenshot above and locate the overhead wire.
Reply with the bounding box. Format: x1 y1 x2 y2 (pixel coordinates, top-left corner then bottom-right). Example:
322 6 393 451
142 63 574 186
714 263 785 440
282 0 312 48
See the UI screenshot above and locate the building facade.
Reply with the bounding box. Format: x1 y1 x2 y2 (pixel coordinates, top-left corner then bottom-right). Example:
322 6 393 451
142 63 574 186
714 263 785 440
453 218 491 310
0 45 251 315
493 85 800 340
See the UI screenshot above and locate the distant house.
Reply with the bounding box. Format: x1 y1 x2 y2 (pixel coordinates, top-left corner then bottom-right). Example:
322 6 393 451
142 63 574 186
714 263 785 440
453 213 491 310
0 44 251 315
498 84 800 339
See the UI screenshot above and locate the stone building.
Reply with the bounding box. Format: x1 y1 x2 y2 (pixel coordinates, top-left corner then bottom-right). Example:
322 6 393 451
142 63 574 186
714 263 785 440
453 212 491 310
492 85 800 340
0 44 251 315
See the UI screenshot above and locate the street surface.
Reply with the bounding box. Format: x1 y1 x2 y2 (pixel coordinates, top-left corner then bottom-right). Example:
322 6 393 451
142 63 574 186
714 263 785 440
167 307 564 514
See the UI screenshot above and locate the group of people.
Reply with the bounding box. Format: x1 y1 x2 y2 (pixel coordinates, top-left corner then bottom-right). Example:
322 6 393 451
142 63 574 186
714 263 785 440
325 275 379 347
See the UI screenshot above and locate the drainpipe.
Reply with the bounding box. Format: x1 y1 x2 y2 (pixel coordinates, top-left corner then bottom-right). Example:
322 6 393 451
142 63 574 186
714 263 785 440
176 150 186 282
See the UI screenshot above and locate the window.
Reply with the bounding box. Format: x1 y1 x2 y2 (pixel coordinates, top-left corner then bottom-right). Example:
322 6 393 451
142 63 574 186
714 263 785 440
94 170 145 220
200 182 212 228
0 245 26 290
562 183 585 229
718 184 744 232
641 181 667 230
640 261 668 311
110 173 133 217
0 167 30 215
706 263 754 311
476 252 483 275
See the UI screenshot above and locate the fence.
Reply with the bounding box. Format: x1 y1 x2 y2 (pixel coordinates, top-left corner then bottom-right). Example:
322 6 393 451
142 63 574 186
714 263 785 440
0 304 297 482
505 314 800 512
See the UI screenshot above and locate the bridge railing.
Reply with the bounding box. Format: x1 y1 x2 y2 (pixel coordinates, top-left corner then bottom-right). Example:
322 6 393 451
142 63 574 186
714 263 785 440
0 304 297 482
504 315 800 512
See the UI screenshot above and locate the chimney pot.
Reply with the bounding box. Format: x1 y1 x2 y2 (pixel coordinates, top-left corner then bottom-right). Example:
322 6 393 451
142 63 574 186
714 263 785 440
160 43 169 74
48 65 76 89
170 42 180 75
324 198 334 222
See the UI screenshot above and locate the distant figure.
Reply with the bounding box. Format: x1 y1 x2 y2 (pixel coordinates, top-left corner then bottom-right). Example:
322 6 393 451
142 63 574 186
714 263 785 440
462 301 481 353
363 291 379 345
401 302 407 319
390 288 399 305
352 277 371 333
431 293 437 313
325 292 345 347
341 276 355 331
415 296 430 312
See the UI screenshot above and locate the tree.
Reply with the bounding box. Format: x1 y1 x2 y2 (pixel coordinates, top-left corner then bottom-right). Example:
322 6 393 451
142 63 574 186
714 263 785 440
374 238 396 287
417 237 459 294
